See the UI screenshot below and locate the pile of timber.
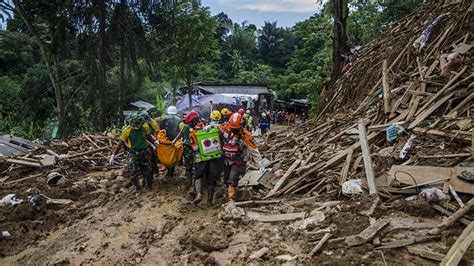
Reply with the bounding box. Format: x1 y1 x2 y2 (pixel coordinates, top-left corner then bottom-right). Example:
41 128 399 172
319 0 473 115
0 132 122 185
261 0 473 199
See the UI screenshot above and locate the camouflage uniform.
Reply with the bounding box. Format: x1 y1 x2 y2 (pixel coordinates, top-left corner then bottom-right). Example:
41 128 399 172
127 148 153 189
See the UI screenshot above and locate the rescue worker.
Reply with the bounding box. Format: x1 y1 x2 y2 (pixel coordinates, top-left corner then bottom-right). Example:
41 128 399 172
220 113 261 201
140 110 160 176
159 106 182 177
180 111 202 196
110 113 159 192
220 108 231 124
244 110 254 132
258 112 269 136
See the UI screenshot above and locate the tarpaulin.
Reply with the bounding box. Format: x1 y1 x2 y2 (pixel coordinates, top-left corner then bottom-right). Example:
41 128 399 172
176 94 238 111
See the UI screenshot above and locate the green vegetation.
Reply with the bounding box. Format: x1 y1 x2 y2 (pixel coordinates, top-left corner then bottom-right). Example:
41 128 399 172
0 0 422 139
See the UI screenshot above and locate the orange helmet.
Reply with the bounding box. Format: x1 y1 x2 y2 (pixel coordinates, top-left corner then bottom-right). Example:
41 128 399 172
228 113 243 129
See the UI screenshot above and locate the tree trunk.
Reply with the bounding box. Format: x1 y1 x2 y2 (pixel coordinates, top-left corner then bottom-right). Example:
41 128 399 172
98 0 107 131
118 44 126 125
187 79 193 109
330 0 349 82
13 1 66 139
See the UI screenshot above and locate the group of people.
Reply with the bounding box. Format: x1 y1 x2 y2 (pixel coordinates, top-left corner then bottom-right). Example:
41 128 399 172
109 106 262 207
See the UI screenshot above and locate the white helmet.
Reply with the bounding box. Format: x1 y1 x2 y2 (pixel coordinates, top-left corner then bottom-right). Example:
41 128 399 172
166 106 177 115
246 110 251 114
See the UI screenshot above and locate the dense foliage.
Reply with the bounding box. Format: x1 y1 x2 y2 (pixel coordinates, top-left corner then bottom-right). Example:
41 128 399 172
0 0 422 139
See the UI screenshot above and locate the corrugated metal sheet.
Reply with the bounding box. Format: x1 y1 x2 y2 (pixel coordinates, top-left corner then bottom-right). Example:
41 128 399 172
128 100 156 110
0 135 43 157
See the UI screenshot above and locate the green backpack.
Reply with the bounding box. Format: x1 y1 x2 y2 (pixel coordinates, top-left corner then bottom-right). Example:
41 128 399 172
195 127 222 161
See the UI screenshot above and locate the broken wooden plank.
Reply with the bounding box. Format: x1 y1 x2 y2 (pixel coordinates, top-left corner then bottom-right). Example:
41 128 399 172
415 67 468 116
265 159 301 198
252 212 306 223
449 184 465 208
407 246 444 262
382 59 390 114
249 247 269 259
419 153 471 159
408 91 455 129
67 147 108 159
234 200 282 207
2 158 42 168
429 199 474 235
308 233 332 256
413 127 472 143
376 235 440 250
440 221 474 266
431 204 471 226
358 120 377 196
447 92 473 116
339 148 353 185
345 219 389 247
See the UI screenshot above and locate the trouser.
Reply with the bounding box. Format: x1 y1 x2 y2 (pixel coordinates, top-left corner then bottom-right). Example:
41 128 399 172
127 149 152 190
195 158 223 204
166 166 175 177
183 145 195 188
223 162 246 187
149 146 158 175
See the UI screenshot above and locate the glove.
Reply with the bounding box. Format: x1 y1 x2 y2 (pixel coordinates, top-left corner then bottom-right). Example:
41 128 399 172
109 154 115 166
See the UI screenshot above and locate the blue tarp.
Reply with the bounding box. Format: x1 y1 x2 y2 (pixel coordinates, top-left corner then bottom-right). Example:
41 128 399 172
176 94 238 111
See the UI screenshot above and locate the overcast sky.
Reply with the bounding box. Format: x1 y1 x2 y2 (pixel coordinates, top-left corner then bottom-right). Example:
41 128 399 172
201 0 323 28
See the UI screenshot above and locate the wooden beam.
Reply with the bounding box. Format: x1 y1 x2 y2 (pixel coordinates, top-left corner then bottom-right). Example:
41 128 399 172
415 67 468 116
358 120 377 195
308 233 332 256
252 212 306 223
413 127 472 143
265 159 301 198
431 204 471 226
419 153 471 159
406 246 444 262
345 219 389 246
440 222 474 266
429 199 474 235
447 92 474 116
382 59 390 114
408 92 455 129
339 148 353 185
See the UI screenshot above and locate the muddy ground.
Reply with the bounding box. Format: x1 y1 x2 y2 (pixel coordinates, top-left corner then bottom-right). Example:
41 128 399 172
0 126 473 264
1 165 473 265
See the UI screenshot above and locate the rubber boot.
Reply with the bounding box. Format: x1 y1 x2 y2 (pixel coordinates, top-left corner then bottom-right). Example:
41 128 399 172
193 179 202 204
207 187 215 207
227 186 237 202
131 177 142 193
186 172 195 196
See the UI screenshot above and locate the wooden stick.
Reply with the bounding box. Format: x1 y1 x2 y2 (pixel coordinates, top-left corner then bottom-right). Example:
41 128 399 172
66 147 108 159
447 92 473 116
339 148 353 185
440 222 474 266
415 67 468 116
382 60 390 114
408 92 455 129
431 204 471 226
308 233 332 256
449 185 465 208
265 159 301 198
358 120 377 195
418 153 471 159
429 199 474 235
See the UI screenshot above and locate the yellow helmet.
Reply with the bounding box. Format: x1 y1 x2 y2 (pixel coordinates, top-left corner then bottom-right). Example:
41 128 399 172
221 108 230 116
210 110 222 121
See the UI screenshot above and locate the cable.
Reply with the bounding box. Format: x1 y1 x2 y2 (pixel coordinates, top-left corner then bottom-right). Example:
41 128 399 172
394 170 420 192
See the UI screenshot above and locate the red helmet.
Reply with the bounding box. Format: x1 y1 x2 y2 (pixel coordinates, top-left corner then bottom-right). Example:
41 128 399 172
184 110 199 124
228 113 243 129
238 108 245 115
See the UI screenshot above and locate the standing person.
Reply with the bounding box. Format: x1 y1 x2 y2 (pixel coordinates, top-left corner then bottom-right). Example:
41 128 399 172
158 106 182 177
180 111 202 197
258 112 269 136
244 110 254 132
110 113 158 192
220 113 261 201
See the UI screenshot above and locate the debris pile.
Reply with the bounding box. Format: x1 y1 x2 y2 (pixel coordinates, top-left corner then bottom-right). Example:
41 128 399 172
1 132 123 185
233 1 473 264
